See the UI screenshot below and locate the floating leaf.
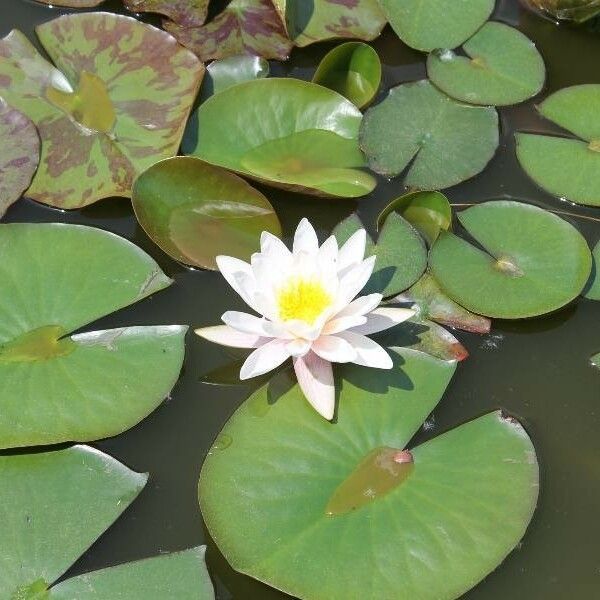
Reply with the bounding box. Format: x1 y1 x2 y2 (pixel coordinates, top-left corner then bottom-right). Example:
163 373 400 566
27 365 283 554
377 190 452 245
200 54 269 102
36 0 104 5
0 223 186 449
429 201 592 319
0 14 203 208
591 351 600 369
199 351 538 600
0 102 39 218
427 22 545 107
360 80 499 188
378 0 495 52
124 0 210 27
0 445 214 599
163 0 293 61
333 212 427 297
312 42 381 108
516 85 600 207
132 156 281 270
185 78 375 198
585 240 600 300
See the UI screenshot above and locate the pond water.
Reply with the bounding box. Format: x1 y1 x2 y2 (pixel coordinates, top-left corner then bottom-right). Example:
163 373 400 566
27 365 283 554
2 0 599 598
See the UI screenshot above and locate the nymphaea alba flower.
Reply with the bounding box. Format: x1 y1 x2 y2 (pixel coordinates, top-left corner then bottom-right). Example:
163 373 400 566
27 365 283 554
195 219 414 420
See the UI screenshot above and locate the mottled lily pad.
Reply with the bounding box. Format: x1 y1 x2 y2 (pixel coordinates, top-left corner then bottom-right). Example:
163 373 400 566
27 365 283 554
199 350 538 600
185 78 375 198
585 240 600 300
333 212 427 297
312 42 381 108
200 54 269 102
378 0 495 52
0 14 203 208
132 157 281 270
0 223 186 449
516 85 600 207
0 102 39 218
0 445 213 599
429 201 592 319
124 0 209 27
427 22 545 106
36 0 104 6
360 80 499 189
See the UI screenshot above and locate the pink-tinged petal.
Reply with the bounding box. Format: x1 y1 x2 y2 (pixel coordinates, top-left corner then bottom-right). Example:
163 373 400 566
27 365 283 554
337 330 393 369
240 338 290 379
312 335 357 363
293 352 335 420
333 293 383 319
286 338 312 357
194 325 262 348
351 307 416 335
322 314 367 335
293 218 319 254
221 311 283 337
338 228 366 272
335 255 376 308
260 231 291 257
215 255 259 310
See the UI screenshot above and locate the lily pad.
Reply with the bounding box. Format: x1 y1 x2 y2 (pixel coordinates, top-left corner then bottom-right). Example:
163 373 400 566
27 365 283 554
516 85 600 207
199 350 538 600
312 42 381 109
377 190 452 245
584 240 600 300
360 80 499 189
124 0 209 27
185 78 375 198
0 445 213 599
0 102 39 218
0 223 186 449
132 156 282 270
36 0 104 5
0 14 203 208
200 54 269 102
591 351 600 369
378 0 495 52
427 22 545 106
429 201 592 319
333 212 427 297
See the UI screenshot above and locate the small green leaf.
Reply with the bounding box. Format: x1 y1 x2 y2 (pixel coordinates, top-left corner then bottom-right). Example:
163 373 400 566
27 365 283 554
584 240 600 300
200 55 269 102
360 80 499 188
312 42 381 108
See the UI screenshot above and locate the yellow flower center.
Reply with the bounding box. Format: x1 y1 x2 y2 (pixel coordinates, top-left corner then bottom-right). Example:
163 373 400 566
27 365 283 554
277 278 332 324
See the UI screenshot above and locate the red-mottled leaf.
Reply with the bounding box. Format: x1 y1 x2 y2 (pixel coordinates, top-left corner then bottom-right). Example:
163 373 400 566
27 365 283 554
124 0 209 27
35 0 104 6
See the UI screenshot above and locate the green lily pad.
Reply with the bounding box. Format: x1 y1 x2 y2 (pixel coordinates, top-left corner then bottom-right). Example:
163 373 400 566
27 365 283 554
132 157 281 270
516 85 600 207
427 22 545 107
377 190 452 245
200 55 269 102
124 0 209 27
333 212 427 297
199 350 538 600
0 223 186 449
378 0 495 52
185 78 375 198
584 240 600 300
429 201 592 319
0 14 203 208
312 42 381 109
0 445 213 599
0 102 39 218
360 80 499 188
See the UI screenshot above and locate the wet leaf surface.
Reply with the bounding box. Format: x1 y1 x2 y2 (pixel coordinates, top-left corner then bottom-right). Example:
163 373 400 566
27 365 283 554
200 54 269 102
584 240 600 300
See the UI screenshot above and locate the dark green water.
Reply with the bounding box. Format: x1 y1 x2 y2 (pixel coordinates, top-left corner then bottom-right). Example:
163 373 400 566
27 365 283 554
1 1 599 597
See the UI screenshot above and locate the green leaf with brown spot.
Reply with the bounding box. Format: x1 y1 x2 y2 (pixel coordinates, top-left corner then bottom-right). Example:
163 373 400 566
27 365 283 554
0 14 203 209
124 0 210 27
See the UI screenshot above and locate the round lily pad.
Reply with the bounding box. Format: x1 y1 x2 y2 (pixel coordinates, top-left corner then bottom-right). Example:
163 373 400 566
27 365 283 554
132 157 282 270
199 350 538 600
360 80 499 189
185 78 375 198
585 240 600 300
516 85 600 207
312 42 381 108
200 54 269 102
378 0 495 52
427 22 545 106
0 223 186 449
0 102 39 218
429 201 592 319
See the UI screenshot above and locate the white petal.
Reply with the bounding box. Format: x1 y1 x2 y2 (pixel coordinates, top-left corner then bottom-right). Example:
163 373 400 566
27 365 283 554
221 311 283 337
260 231 291 257
293 218 319 254
333 293 382 319
337 330 393 369
239 339 290 379
286 338 312 357
293 352 335 420
335 255 376 308
351 307 415 335
322 314 367 335
215 255 259 311
338 229 366 272
195 325 262 348
318 235 338 264
312 335 357 363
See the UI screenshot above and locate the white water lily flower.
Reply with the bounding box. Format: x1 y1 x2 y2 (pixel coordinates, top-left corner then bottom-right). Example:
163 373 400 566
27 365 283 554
195 218 414 420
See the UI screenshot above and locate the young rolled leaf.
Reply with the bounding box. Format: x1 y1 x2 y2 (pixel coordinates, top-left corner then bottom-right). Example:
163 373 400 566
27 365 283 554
0 14 203 208
200 54 269 102
516 84 600 207
584 240 600 300
427 22 546 107
0 223 186 449
429 201 592 319
132 157 282 270
360 80 499 189
124 0 210 27
0 102 39 218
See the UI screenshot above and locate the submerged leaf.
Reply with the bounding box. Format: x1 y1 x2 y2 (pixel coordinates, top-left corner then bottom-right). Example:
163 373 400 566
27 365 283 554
200 54 269 102
584 240 600 300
